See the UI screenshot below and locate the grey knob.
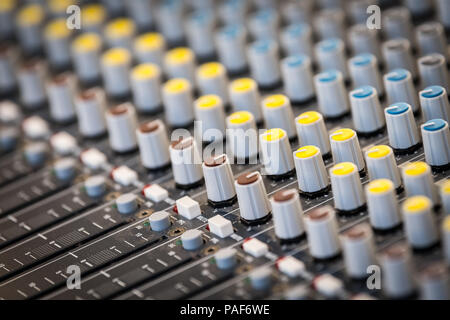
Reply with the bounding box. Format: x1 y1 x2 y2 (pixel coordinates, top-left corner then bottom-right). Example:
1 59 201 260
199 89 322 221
349 85 385 135
348 24 381 60
137 120 171 170
54 158 77 181
215 248 237 270
416 22 448 60
116 193 138 214
419 85 450 122
314 70 349 118
421 119 450 168
385 103 420 152
315 38 348 80
149 211 171 232
181 229 203 251
348 53 384 96
420 263 449 300
384 68 419 114
382 39 416 78
47 73 76 123
84 175 106 198
106 103 138 153
270 189 305 242
24 142 48 167
418 54 449 92
250 266 273 290
202 154 236 205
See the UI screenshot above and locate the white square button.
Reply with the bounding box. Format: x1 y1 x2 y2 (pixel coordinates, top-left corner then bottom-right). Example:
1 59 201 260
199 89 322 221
208 215 234 238
277 256 305 278
143 184 169 202
80 148 107 170
112 166 138 186
242 238 268 258
176 196 201 220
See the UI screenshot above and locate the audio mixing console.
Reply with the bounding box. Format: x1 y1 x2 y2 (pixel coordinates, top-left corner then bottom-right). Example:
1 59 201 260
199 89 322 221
0 0 449 303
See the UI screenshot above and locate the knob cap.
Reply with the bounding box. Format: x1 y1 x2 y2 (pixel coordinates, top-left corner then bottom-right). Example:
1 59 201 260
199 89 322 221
385 103 420 152
420 263 449 300
194 94 226 143
162 78 194 128
137 120 170 170
313 8 345 41
383 6 414 42
164 47 196 83
130 63 162 113
247 39 281 89
280 23 313 58
24 142 48 167
248 8 279 41
380 244 415 298
315 38 348 79
149 211 171 231
366 179 401 230
84 175 106 198
228 78 262 123
106 103 138 153
416 22 448 60
330 128 365 172
293 146 329 195
181 229 203 251
262 94 297 140
365 145 402 190
215 24 247 74
348 25 381 60
250 266 273 290
115 193 138 214
18 60 46 110
314 70 349 118
169 137 203 189
419 85 450 123
402 195 438 249
295 111 331 157
270 189 305 242
75 88 107 138
53 157 77 181
341 223 376 279
104 18 136 50
382 38 416 78
215 248 237 270
47 73 76 123
260 128 294 177
226 111 258 161
186 10 215 59
330 162 366 214
22 115 50 140
133 32 166 67
349 85 385 135
196 62 229 105
348 53 384 96
281 55 314 104
402 161 439 204
418 54 449 92
202 154 236 206
235 171 271 225
305 206 340 260
101 48 132 98
71 33 102 84
421 119 450 168
384 68 419 114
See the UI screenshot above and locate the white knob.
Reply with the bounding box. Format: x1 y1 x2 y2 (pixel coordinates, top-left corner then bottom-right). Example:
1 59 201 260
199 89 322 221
169 136 204 189
106 103 138 153
137 119 170 170
202 154 236 207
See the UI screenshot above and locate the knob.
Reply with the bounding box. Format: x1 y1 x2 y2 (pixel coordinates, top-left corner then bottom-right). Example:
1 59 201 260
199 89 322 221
226 111 258 161
330 128 365 173
194 94 226 143
0 127 18 151
366 179 401 231
441 180 450 215
71 33 102 84
43 19 72 69
293 145 329 196
202 154 236 207
314 70 349 118
280 23 313 58
260 128 294 178
50 132 77 156
186 10 215 59
22 116 50 140
137 119 171 170
416 22 448 60
115 193 138 214
0 101 21 125
196 62 229 105
104 18 136 50
349 85 385 135
106 103 138 153
419 86 450 123
402 161 439 204
215 248 237 270
162 78 194 128
24 142 48 167
75 88 107 138
247 39 281 89
385 103 421 153
130 63 162 113
53 157 77 181
215 24 247 74
0 46 17 96
235 171 271 225
261 94 297 140
420 263 449 300
341 223 376 279
383 7 413 42
380 244 415 298
250 266 273 290
421 119 450 168
101 48 132 98
304 206 340 260
149 211 171 231
348 25 381 60
270 189 305 243
330 162 366 214
418 54 449 93
84 175 106 198
402 195 438 249
181 229 203 251
365 145 402 190
442 215 450 264
382 39 416 79
348 53 384 96
315 38 348 80
169 136 204 189
163 47 196 83
133 32 166 67
281 55 315 104
313 8 345 41
295 111 331 157
18 60 46 110
384 68 419 114
436 0 450 29
228 78 262 123
248 8 279 41
16 4 44 54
